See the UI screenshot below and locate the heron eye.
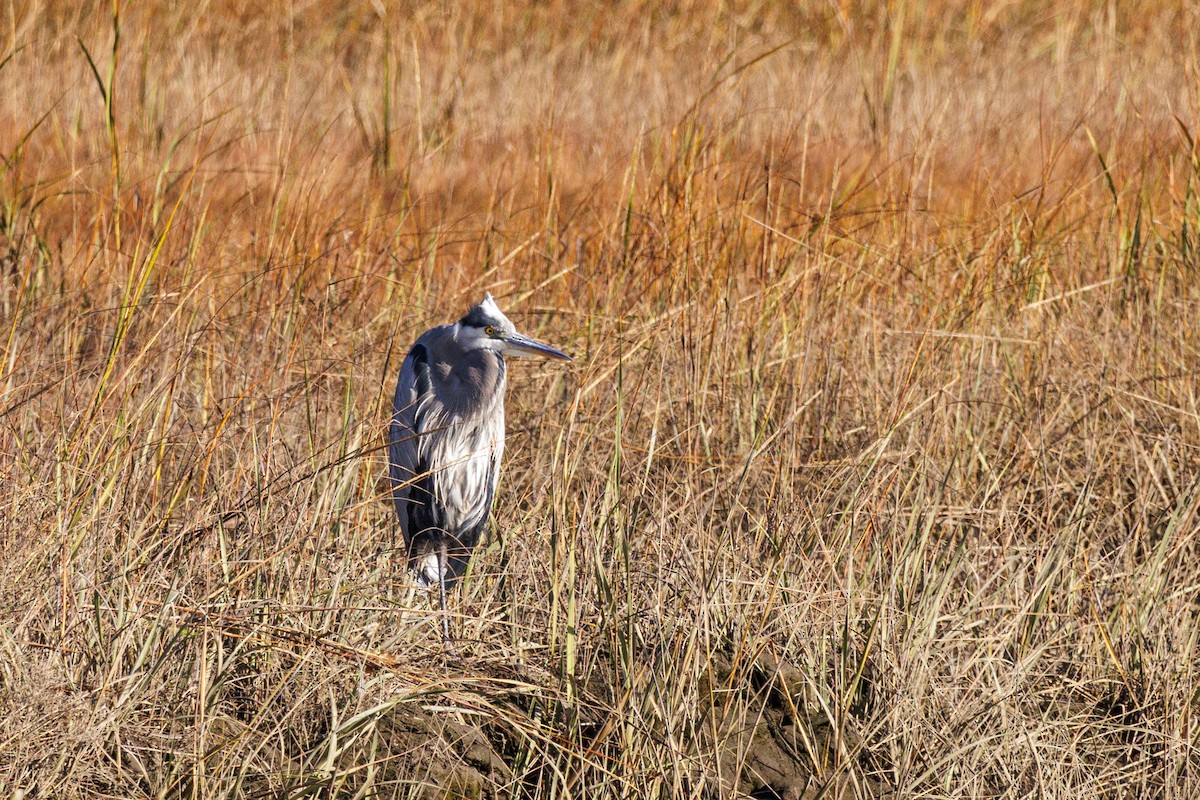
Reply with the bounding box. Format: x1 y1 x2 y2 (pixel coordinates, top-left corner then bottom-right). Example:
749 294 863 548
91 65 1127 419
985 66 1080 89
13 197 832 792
484 326 496 337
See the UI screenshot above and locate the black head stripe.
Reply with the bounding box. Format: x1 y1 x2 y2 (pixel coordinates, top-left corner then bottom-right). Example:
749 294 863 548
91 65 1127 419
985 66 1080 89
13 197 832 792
460 304 496 329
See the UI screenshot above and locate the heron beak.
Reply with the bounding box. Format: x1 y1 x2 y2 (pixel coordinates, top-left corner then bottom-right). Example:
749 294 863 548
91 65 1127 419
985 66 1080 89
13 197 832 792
501 331 573 361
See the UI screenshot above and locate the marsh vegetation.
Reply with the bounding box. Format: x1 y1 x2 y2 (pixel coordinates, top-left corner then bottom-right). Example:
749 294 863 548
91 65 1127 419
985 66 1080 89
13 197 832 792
0 2 1198 797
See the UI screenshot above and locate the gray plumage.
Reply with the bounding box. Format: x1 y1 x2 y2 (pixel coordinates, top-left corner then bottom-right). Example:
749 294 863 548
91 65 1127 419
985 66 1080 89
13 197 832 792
389 293 572 640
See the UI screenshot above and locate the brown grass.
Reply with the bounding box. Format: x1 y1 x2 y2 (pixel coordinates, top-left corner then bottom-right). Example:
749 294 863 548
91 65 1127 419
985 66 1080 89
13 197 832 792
1 1 1199 797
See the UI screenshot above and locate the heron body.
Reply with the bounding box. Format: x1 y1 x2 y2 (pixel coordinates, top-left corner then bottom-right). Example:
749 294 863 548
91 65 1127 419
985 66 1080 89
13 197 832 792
388 293 571 640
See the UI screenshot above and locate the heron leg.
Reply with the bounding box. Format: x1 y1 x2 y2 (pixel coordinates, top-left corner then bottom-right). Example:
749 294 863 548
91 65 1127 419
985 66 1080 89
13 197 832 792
439 568 451 644
438 542 453 646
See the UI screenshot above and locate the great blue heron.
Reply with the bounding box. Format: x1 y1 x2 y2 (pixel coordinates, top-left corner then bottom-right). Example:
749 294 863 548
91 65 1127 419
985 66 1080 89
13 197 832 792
389 293 572 641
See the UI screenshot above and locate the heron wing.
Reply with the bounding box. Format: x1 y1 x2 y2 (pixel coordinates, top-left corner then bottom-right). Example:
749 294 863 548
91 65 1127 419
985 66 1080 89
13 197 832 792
389 341 442 540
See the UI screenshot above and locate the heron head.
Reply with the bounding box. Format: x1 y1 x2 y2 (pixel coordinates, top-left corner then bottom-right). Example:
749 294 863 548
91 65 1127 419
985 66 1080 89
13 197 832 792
458 293 573 361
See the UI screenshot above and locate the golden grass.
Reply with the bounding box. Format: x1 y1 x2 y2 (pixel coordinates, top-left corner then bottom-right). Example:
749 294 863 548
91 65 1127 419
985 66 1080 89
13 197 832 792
1 1 1199 797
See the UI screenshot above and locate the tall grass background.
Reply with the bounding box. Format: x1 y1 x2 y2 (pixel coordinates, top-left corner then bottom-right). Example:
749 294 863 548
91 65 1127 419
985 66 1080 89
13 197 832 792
1 2 1198 797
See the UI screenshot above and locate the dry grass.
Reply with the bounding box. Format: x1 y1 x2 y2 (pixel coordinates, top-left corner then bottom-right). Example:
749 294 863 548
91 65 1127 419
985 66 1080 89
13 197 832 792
1 1 1199 797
